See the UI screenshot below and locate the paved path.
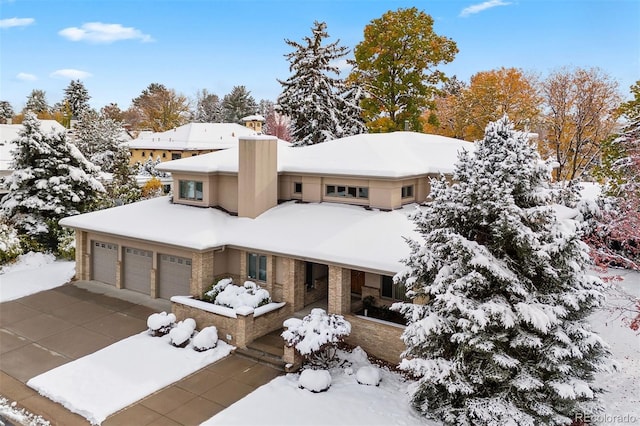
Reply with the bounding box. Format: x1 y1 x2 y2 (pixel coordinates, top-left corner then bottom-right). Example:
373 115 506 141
0 281 282 425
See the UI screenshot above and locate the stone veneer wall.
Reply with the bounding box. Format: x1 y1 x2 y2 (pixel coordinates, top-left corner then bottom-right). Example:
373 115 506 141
344 314 405 365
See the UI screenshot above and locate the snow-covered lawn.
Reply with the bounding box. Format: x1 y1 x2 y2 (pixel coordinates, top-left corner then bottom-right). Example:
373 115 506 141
0 396 50 426
27 332 233 425
0 252 75 303
203 270 639 426
202 347 431 426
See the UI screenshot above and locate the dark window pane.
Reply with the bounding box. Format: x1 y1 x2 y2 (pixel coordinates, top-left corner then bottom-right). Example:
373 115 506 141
381 275 393 298
358 187 369 198
347 187 357 198
258 255 267 281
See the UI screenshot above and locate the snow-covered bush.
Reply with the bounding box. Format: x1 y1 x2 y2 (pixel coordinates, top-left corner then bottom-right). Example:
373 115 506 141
298 369 331 393
147 312 176 336
192 326 219 352
203 278 271 309
56 228 75 261
0 222 22 264
355 366 381 386
282 308 351 368
169 318 196 348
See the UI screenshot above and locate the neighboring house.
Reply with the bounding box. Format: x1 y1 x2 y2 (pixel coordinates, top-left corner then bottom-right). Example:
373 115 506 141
241 114 265 133
0 120 66 196
125 118 265 166
60 132 473 363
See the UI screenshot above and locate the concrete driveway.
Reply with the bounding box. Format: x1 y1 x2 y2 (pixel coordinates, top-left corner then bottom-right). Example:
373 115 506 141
0 281 281 425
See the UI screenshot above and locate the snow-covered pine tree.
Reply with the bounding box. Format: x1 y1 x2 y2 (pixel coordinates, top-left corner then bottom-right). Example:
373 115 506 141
394 116 612 425
277 21 365 146
193 89 223 123
0 112 105 251
73 110 127 173
0 100 14 123
63 79 91 119
221 86 257 124
24 89 49 115
137 155 168 178
105 146 142 206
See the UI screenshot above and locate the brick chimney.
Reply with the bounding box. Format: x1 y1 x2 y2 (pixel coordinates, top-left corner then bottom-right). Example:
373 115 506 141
238 135 278 219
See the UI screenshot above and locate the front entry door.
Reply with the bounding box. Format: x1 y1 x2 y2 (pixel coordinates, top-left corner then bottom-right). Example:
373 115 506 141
351 270 364 295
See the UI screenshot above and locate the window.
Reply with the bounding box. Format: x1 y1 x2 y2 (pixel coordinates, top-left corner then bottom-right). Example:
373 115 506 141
247 253 267 281
179 180 203 201
294 182 303 194
162 152 167 158
142 151 146 157
171 153 182 160
401 185 414 198
381 275 409 301
325 185 369 199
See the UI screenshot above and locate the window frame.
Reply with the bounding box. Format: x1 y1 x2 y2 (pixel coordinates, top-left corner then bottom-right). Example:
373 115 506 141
247 252 267 282
294 182 303 194
380 275 409 301
178 180 204 201
325 184 369 200
401 185 414 198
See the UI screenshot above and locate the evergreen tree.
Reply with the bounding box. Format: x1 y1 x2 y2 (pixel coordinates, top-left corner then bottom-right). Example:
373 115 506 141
137 155 168 178
24 89 49 114
0 101 14 123
193 89 223 123
107 146 142 206
278 21 365 146
73 109 126 173
63 79 91 119
221 86 257 123
0 112 105 252
394 116 612 425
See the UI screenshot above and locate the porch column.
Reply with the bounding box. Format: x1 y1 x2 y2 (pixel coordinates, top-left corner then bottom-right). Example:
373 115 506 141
76 230 90 280
283 258 305 311
328 265 351 315
191 250 215 297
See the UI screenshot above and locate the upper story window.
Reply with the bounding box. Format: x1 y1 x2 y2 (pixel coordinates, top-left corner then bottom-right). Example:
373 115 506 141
401 185 414 198
171 153 182 160
326 185 369 199
247 253 267 282
179 180 203 201
294 182 303 194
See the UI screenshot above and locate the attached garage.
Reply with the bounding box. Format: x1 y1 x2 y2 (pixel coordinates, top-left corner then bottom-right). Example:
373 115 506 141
123 247 153 295
158 254 192 299
91 241 118 285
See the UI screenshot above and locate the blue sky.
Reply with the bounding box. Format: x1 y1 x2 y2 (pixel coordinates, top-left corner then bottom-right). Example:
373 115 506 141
1 0 638 111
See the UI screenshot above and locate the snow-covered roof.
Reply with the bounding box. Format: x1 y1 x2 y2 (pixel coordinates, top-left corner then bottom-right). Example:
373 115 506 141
241 114 265 122
158 131 474 178
60 197 422 274
125 123 261 151
0 120 66 171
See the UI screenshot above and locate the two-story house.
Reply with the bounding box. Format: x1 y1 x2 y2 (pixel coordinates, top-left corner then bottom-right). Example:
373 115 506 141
60 132 473 363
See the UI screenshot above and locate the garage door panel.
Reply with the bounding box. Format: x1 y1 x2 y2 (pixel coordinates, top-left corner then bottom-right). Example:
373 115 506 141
91 241 117 285
123 247 152 295
158 254 191 299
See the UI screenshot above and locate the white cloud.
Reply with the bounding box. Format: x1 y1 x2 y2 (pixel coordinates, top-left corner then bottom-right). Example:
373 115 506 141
460 0 512 17
16 72 37 81
330 59 352 73
58 22 153 43
0 17 34 28
50 69 92 79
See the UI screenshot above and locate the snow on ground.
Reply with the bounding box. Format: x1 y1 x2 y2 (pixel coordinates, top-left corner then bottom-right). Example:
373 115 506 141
0 252 75 303
202 347 431 426
590 268 640 421
27 332 233 425
0 396 50 426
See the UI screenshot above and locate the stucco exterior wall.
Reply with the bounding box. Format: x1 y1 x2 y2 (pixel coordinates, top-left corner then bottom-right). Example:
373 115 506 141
217 174 238 213
129 148 215 165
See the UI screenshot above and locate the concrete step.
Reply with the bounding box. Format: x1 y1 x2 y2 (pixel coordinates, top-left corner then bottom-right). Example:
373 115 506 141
235 346 287 371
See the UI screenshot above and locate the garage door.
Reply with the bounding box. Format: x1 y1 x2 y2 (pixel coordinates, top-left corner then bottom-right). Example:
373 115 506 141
123 247 153 295
91 241 118 285
158 254 192 299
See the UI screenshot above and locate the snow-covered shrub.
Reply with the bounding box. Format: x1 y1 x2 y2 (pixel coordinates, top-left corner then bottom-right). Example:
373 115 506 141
169 318 196 348
282 308 351 368
298 369 331 393
202 277 234 303
0 222 23 264
203 278 271 309
192 326 219 352
147 312 176 336
356 366 381 386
